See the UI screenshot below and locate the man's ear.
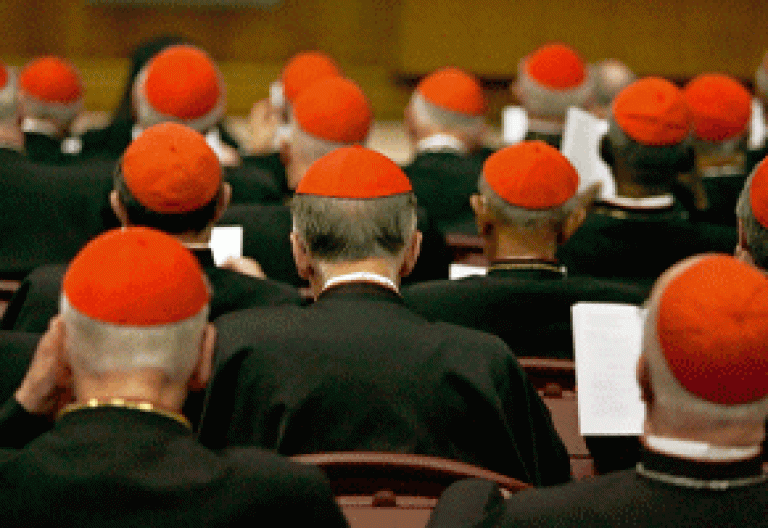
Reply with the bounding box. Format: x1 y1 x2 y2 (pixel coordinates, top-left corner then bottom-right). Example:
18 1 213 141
399 229 423 279
188 323 215 391
290 231 314 281
636 354 654 406
562 182 600 243
735 219 757 266
211 183 232 224
109 190 130 226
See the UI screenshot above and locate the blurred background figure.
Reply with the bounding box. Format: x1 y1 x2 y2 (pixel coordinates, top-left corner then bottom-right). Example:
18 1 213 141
588 58 636 119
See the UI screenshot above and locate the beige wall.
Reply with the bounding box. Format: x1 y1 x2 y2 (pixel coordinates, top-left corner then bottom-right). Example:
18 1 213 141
0 0 765 118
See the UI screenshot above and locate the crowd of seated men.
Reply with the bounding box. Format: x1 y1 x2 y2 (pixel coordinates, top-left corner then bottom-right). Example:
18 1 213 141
0 36 766 527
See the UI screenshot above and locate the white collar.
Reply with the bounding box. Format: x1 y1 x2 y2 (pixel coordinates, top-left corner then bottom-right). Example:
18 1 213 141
416 134 468 155
22 118 60 138
604 194 674 209
644 434 762 462
321 271 399 294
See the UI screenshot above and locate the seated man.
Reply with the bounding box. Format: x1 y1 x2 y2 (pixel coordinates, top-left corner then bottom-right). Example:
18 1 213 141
17 56 84 164
224 77 450 286
2 123 300 333
404 141 648 359
515 43 594 149
557 77 737 287
426 254 768 528
199 146 571 486
0 227 348 527
679 73 752 226
133 43 282 202
403 67 490 232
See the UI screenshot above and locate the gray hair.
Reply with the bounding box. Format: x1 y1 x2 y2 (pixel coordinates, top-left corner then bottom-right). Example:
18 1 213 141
517 60 594 118
736 167 768 269
291 193 417 262
290 119 353 165
606 117 692 188
61 296 209 382
409 92 485 136
477 175 574 229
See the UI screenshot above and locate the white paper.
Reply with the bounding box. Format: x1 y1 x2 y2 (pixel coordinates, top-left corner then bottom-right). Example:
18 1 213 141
501 106 529 145
449 263 487 280
749 97 766 150
561 107 616 199
210 225 243 267
571 302 645 436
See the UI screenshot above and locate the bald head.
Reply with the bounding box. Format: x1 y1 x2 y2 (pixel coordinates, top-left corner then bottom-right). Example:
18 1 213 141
592 59 636 109
641 255 768 427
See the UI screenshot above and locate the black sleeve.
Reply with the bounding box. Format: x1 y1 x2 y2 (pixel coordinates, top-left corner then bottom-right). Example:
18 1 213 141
426 479 506 528
0 399 51 448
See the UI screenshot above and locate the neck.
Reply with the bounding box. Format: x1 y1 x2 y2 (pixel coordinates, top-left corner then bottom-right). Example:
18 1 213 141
612 161 673 198
313 258 400 298
176 229 213 246
526 115 565 135
74 370 188 414
483 224 559 263
0 122 24 151
644 410 766 449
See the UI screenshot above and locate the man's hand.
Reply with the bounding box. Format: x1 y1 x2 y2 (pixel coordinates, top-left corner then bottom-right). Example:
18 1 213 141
245 99 282 155
14 317 73 419
221 256 267 279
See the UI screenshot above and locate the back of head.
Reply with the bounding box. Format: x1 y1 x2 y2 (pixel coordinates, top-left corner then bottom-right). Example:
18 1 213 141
642 254 768 423
18 56 83 124
291 145 416 262
115 122 223 234
111 35 188 127
279 51 342 107
683 73 751 154
0 61 17 121
606 77 693 188
60 226 210 381
478 141 579 228
409 67 487 139
736 157 768 268
133 45 225 132
517 43 593 119
289 76 373 187
592 58 636 108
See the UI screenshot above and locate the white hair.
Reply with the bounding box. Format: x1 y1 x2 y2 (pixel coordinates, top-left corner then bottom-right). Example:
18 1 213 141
409 92 485 136
477 175 575 228
60 296 209 382
517 60 594 118
0 68 17 121
290 118 355 164
132 65 226 133
19 91 82 124
642 278 768 422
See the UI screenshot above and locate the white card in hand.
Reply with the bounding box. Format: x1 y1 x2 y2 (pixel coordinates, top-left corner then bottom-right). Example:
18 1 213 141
210 225 244 267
